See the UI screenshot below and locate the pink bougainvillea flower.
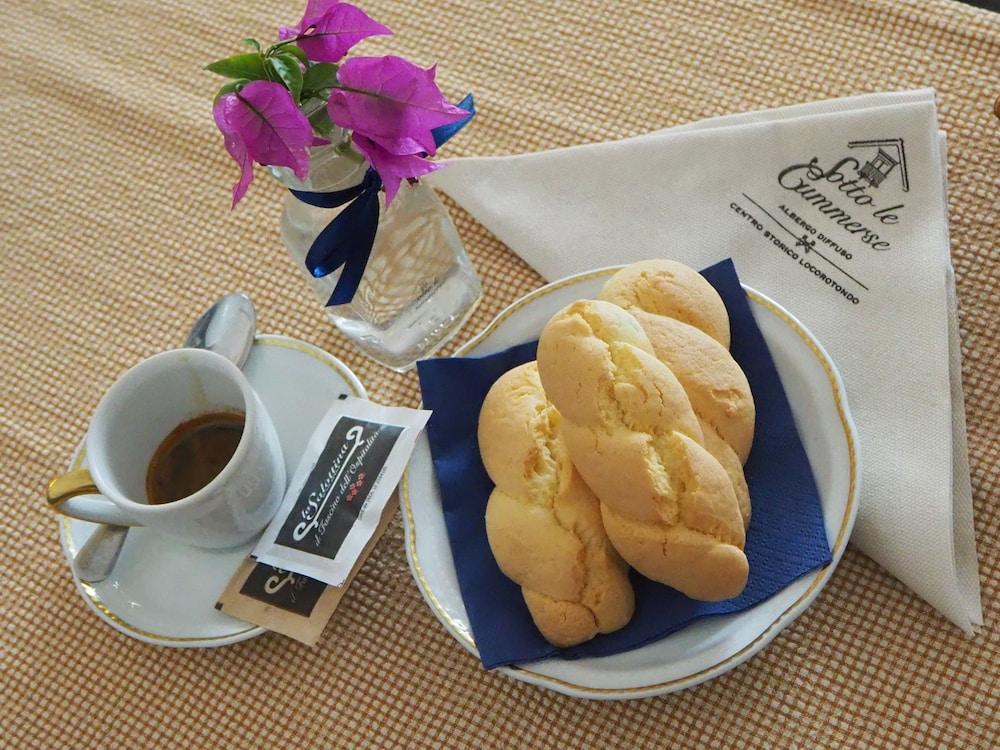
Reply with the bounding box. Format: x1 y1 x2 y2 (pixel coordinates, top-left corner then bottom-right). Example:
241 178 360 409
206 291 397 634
279 1 391 63
213 80 328 206
327 56 468 157
213 95 255 207
352 133 440 205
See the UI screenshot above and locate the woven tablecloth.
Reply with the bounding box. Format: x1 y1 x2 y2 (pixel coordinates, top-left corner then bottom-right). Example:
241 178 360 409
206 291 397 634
2 0 997 747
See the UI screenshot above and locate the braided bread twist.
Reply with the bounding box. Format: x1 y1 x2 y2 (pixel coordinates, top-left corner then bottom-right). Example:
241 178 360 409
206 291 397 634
599 260 755 526
479 362 635 646
537 300 748 601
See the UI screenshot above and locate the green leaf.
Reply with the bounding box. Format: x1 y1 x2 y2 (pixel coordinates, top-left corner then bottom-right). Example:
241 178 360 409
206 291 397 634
206 52 267 80
213 78 250 103
281 45 308 64
266 54 303 103
243 38 261 52
302 63 339 97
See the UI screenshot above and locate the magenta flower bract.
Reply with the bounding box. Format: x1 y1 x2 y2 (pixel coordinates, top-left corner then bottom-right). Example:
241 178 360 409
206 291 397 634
279 1 391 63
213 96 255 207
352 133 441 205
214 80 328 206
326 56 467 204
328 56 468 155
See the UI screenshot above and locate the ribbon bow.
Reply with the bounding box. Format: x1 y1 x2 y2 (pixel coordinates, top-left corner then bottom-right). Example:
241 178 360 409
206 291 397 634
290 94 476 307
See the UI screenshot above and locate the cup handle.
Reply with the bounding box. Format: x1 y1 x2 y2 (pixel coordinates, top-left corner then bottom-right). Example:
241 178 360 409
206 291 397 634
47 469 141 527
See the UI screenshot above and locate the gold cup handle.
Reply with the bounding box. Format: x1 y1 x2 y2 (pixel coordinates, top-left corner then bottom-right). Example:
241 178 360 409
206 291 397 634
46 469 137 526
47 468 99 508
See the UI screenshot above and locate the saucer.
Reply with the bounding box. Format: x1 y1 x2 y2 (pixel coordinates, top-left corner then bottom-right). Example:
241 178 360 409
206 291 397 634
403 267 860 699
58 334 366 648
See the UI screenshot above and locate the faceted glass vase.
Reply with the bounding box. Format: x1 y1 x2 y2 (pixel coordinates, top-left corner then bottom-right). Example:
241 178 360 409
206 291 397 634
272 139 481 371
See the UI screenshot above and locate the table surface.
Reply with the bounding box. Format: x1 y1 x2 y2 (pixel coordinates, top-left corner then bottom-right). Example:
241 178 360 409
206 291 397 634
2 0 997 747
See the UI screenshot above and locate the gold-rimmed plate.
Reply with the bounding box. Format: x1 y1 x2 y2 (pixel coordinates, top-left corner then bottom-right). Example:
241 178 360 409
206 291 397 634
402 267 860 699
58 334 365 648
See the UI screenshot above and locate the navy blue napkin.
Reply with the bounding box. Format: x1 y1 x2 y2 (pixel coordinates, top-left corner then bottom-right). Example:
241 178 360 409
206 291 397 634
416 259 831 670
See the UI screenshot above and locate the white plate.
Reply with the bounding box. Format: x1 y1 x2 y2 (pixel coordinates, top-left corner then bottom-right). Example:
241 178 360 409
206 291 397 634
58 334 365 648
402 267 860 699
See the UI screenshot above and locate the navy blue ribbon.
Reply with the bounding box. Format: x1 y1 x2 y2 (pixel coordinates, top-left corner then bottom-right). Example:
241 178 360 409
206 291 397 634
291 93 476 307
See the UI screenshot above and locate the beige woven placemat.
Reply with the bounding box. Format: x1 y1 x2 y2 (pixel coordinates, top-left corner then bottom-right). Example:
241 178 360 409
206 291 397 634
1 0 997 747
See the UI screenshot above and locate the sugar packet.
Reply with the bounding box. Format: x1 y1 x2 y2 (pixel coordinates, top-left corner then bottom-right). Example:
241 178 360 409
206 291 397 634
251 396 430 586
215 498 395 645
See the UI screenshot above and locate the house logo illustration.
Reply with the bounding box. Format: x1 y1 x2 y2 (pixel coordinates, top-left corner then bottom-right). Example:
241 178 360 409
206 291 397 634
847 139 909 192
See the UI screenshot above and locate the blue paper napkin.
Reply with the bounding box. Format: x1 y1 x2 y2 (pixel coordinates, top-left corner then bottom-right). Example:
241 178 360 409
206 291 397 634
416 259 831 670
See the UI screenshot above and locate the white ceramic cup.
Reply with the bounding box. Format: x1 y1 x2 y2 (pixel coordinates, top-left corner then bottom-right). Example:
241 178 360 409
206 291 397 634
48 348 286 549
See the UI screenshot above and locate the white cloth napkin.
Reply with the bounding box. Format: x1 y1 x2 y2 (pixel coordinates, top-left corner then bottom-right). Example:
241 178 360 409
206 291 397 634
429 89 982 633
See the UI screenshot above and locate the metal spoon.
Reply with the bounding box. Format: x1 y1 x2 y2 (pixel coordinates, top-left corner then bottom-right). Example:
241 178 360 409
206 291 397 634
72 293 258 583
185 292 257 370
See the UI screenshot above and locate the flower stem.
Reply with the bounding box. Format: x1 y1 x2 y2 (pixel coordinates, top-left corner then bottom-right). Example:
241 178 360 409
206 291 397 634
334 137 366 164
268 37 302 53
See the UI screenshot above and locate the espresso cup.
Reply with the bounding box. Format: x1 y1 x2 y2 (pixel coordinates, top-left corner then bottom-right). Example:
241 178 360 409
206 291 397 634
47 348 286 549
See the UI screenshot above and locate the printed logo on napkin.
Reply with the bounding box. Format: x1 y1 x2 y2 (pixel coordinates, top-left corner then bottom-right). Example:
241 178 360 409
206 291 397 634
728 138 910 307
252 397 430 586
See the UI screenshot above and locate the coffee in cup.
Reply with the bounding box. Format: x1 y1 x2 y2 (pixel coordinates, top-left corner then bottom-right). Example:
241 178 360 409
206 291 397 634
146 411 246 505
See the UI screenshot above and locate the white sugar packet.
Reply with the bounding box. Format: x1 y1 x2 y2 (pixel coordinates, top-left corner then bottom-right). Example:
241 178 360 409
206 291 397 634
428 89 982 632
253 397 430 586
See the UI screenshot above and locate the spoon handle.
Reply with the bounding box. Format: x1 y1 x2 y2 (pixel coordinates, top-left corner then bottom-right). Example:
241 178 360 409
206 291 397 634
72 524 130 583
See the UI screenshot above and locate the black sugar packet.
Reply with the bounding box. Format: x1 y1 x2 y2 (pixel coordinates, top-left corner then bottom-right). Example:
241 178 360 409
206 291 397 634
216 397 429 645
215 500 395 646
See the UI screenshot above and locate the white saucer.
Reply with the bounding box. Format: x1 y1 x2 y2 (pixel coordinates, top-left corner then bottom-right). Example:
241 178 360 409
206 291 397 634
402 267 860 699
58 334 366 648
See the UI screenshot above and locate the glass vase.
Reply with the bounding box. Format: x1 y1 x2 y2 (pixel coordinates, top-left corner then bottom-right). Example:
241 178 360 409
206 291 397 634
271 134 481 371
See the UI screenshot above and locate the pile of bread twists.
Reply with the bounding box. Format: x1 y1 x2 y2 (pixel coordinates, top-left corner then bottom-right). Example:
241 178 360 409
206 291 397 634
479 260 756 647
